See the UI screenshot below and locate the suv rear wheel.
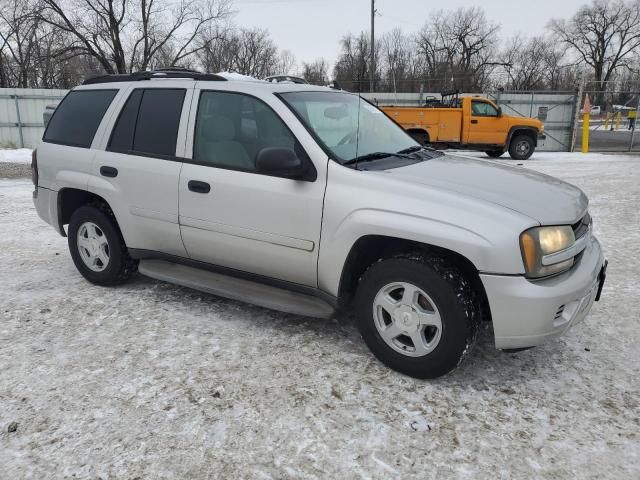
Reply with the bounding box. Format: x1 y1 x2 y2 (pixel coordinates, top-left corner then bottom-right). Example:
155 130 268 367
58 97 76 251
354 254 479 379
68 205 137 286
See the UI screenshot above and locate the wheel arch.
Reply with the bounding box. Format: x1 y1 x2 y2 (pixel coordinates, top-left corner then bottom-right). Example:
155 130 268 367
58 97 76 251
507 126 538 147
406 128 430 144
57 188 118 238
337 234 491 322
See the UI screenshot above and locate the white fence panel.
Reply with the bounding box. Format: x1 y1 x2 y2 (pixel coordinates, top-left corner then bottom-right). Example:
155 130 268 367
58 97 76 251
0 88 68 148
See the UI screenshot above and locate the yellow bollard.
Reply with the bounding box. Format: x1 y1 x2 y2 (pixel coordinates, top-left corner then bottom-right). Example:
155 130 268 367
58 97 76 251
604 112 610 130
582 112 590 153
615 111 622 130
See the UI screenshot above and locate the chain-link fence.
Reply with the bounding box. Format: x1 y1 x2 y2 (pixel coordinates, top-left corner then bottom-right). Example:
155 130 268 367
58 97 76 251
574 87 640 152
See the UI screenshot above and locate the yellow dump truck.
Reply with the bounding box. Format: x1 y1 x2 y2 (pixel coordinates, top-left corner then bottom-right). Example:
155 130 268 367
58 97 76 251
381 95 545 160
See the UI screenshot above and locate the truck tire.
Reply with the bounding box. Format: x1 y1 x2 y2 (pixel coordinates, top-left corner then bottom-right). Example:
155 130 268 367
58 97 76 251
486 150 504 158
508 135 535 160
68 205 137 286
354 253 480 379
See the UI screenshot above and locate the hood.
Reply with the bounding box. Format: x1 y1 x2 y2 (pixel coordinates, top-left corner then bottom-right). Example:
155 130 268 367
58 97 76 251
385 154 588 225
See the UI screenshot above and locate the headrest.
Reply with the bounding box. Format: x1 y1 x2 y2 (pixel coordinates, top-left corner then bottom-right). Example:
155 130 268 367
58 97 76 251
199 113 235 142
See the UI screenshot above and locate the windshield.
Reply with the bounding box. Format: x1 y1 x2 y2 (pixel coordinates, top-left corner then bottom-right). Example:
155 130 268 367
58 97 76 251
280 91 418 164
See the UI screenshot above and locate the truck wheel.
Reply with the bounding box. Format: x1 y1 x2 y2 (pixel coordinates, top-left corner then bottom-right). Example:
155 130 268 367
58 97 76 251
354 254 480 379
68 205 137 286
508 135 535 160
486 150 504 158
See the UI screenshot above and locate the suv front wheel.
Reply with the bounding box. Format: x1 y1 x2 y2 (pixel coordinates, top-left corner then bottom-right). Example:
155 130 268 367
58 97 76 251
68 205 137 286
354 254 479 379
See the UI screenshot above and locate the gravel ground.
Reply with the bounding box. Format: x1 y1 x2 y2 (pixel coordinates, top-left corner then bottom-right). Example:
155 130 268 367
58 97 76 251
1 154 639 479
0 163 31 179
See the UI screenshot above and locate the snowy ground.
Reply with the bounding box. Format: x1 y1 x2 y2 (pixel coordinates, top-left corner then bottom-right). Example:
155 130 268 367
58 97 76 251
1 153 639 479
0 148 31 164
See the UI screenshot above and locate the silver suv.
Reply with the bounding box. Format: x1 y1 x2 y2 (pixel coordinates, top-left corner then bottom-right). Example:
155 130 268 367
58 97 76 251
32 70 607 379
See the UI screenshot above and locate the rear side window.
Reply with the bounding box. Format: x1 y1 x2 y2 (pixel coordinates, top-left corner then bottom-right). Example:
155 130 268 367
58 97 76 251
108 88 186 157
108 89 143 153
44 90 117 148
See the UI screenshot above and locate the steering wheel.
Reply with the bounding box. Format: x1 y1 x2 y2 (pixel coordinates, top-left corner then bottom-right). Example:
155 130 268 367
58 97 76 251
338 130 358 146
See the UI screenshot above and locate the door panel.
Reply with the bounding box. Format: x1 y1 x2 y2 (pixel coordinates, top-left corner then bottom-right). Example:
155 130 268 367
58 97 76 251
88 83 193 257
178 89 326 287
466 100 507 145
179 164 324 286
90 150 185 255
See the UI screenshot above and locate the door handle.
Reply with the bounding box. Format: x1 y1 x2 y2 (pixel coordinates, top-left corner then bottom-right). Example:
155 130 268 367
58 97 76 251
470 119 479 124
100 166 118 178
188 180 211 194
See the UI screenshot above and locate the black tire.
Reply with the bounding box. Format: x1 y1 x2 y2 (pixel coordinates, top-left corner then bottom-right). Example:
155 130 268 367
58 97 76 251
68 205 137 286
486 150 504 158
354 253 480 379
508 134 535 160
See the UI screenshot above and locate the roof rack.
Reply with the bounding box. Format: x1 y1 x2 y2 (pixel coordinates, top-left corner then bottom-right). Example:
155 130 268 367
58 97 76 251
82 69 227 85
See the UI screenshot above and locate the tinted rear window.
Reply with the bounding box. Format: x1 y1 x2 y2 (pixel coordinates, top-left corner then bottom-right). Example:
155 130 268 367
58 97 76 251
133 89 185 157
43 90 117 148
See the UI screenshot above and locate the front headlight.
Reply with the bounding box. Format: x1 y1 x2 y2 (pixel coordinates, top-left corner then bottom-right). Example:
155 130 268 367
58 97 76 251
520 226 575 278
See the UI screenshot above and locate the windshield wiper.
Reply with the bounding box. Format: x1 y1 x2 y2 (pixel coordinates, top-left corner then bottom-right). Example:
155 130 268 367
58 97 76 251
343 151 413 166
398 145 440 154
397 146 423 154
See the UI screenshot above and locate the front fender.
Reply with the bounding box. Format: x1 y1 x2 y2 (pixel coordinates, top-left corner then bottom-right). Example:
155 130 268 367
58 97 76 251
318 208 520 297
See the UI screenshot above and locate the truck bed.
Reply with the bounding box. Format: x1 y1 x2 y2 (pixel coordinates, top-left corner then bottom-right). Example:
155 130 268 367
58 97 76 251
383 106 463 143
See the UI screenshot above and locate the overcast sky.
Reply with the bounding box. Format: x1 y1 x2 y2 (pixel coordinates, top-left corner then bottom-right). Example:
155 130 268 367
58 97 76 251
233 0 587 67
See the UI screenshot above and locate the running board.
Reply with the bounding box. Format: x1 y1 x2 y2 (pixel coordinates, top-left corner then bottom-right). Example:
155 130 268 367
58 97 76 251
138 259 336 319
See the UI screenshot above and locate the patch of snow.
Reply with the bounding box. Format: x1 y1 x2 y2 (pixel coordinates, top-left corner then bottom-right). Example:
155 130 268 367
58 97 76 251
215 71 263 82
0 148 32 164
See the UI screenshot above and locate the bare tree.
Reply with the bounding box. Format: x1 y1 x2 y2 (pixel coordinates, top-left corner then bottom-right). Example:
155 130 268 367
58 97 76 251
276 49 296 75
333 31 379 91
500 35 556 90
37 0 231 74
550 0 640 97
0 0 41 87
380 28 413 92
302 58 329 84
199 25 282 78
415 7 499 92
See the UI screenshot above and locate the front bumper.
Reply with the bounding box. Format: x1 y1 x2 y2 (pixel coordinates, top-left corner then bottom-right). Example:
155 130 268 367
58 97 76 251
481 236 606 349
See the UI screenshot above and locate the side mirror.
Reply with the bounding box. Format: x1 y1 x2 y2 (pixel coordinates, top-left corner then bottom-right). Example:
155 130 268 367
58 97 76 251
256 147 303 178
497 106 503 117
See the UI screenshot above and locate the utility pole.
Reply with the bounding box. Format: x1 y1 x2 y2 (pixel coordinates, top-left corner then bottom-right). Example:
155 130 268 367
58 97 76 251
370 0 375 93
